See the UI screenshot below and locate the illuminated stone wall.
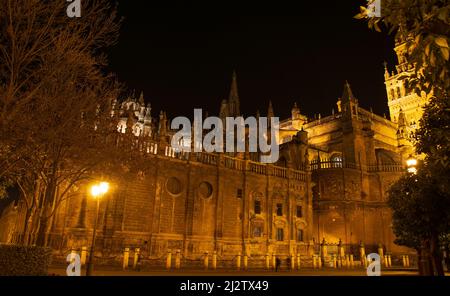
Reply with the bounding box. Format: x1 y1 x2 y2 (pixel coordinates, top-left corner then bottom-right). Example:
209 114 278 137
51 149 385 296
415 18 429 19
46 152 313 259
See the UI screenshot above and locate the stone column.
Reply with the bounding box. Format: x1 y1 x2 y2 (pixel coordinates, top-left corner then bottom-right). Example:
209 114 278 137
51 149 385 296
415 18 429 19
290 254 295 271
212 251 217 270
378 243 384 265
80 247 87 266
166 250 172 270
272 253 276 270
332 254 337 268
359 241 366 267
265 253 270 270
123 248 129 270
320 239 327 268
133 248 140 269
175 250 181 269
204 252 209 270
236 252 241 271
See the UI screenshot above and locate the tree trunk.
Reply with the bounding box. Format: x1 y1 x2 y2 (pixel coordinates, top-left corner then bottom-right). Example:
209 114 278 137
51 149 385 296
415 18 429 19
419 240 433 276
430 233 445 276
35 216 48 246
417 249 423 275
21 209 33 246
35 176 57 246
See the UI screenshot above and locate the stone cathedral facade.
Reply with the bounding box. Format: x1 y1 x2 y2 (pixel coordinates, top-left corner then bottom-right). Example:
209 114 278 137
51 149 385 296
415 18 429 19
0 38 424 260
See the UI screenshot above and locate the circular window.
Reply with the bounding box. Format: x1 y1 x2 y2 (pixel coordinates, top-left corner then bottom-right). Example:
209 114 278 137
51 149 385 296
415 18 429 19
198 182 213 199
166 177 183 195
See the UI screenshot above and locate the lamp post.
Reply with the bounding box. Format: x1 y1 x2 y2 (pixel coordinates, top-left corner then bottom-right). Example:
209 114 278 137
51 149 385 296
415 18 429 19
86 182 109 276
406 155 418 174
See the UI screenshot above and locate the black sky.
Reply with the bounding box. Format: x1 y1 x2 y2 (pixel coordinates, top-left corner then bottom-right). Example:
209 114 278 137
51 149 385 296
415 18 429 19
107 0 397 120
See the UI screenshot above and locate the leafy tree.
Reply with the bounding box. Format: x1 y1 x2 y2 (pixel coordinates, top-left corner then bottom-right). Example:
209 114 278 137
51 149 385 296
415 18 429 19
356 1 449 91
387 168 450 275
356 0 450 275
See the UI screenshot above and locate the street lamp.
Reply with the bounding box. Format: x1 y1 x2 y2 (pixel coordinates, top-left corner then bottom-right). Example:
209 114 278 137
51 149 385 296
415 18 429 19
85 181 109 276
406 155 418 174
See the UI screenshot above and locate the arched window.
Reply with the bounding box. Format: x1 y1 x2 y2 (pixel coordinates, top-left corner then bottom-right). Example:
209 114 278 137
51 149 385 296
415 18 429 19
254 200 262 214
297 229 304 242
276 203 283 216
330 154 343 168
276 228 284 241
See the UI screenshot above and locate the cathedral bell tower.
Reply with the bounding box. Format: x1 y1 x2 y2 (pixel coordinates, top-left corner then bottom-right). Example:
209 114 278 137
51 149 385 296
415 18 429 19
384 32 429 132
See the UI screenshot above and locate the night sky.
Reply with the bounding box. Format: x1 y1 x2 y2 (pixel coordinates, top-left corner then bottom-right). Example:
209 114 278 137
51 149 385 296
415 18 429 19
107 0 397 120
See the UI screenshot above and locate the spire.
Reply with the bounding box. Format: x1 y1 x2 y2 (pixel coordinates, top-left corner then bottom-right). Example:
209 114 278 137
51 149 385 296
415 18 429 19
144 103 152 124
138 91 145 105
267 100 274 118
159 110 167 137
219 99 228 119
384 61 390 79
341 80 357 104
138 105 145 122
228 70 240 116
292 102 300 119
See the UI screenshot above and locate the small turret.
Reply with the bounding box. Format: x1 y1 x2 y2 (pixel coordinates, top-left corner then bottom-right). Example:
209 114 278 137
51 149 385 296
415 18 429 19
340 81 358 118
267 100 274 119
144 103 152 125
138 91 145 105
219 99 228 119
158 110 167 139
291 102 300 120
138 106 145 123
228 71 241 117
384 61 390 80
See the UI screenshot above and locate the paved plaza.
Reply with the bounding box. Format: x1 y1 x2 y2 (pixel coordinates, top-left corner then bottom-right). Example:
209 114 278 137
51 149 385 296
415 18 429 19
49 266 433 276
